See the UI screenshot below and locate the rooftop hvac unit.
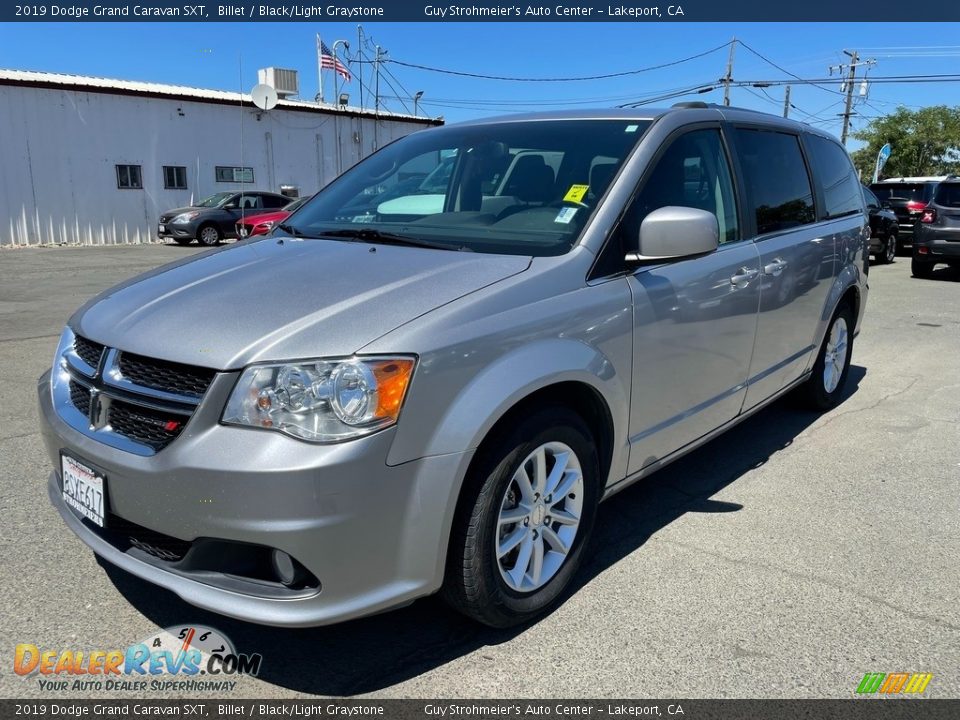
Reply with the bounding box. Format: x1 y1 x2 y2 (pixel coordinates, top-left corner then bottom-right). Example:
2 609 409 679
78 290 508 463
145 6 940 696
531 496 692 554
257 67 298 98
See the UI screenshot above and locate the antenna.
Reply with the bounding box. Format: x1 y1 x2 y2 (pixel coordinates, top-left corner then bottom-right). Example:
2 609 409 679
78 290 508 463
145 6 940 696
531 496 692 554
251 83 278 111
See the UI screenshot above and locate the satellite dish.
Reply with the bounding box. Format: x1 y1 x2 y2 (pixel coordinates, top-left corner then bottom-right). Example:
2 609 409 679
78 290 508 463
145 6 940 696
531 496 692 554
251 83 278 111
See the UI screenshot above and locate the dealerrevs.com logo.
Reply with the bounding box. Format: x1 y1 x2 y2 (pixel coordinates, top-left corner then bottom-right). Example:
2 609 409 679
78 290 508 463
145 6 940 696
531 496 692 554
14 625 262 693
855 672 933 695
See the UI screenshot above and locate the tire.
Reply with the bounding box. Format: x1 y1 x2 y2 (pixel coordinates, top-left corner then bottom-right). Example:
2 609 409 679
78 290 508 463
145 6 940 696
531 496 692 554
442 406 601 628
911 258 934 279
173 237 193 246
796 303 854 411
197 224 221 247
878 233 897 264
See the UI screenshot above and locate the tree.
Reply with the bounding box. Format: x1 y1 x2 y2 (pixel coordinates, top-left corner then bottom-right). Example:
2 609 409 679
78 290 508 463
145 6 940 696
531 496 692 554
850 105 960 182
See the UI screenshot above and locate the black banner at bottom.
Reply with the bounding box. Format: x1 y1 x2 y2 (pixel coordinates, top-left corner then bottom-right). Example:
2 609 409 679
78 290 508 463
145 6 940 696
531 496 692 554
3 699 959 720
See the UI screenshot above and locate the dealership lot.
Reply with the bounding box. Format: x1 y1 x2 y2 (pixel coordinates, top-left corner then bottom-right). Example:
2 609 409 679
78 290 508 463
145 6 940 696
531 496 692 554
1 244 958 698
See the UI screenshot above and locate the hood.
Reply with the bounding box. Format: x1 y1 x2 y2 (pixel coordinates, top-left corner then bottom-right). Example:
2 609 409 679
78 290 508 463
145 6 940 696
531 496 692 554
159 206 211 218
239 210 290 226
72 238 531 369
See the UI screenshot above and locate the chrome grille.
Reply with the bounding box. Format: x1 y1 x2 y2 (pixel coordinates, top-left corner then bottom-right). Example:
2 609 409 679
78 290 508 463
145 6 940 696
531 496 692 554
73 336 105 371
107 401 189 451
118 352 215 398
55 331 215 456
69 380 91 416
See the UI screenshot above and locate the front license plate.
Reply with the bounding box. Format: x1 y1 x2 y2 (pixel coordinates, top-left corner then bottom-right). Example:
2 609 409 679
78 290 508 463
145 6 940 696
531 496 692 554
158 224 166 233
61 454 106 527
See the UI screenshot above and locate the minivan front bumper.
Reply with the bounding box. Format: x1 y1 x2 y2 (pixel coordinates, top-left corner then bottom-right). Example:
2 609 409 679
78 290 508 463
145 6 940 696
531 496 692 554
38 370 470 627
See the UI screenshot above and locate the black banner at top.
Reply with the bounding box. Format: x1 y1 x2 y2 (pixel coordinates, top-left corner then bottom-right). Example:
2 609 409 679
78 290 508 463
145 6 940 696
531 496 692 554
4 0 960 22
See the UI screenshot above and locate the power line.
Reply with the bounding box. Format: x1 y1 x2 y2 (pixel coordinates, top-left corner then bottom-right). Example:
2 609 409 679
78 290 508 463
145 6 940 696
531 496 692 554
737 39 846 97
384 41 733 83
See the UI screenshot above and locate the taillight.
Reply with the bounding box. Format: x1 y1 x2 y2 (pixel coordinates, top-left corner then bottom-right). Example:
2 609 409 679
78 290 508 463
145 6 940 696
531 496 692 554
921 208 938 224
906 200 927 212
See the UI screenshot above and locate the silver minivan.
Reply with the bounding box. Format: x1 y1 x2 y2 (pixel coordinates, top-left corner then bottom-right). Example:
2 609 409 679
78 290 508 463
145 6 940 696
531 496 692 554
39 105 869 628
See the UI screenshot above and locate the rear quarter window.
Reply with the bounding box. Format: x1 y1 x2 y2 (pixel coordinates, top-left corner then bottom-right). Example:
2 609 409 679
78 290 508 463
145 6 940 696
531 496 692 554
934 183 960 207
734 128 816 235
805 134 863 219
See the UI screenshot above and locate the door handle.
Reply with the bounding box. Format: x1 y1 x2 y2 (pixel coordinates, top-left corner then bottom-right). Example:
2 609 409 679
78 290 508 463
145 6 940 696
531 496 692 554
763 258 788 277
730 267 759 286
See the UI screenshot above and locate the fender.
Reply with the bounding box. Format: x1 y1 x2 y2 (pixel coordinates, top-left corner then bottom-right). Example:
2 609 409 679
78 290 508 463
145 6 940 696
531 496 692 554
386 338 631 487
805 257 865 374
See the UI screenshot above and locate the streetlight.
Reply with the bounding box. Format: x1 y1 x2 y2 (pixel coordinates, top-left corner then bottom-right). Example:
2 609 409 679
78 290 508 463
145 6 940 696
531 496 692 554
414 90 424 117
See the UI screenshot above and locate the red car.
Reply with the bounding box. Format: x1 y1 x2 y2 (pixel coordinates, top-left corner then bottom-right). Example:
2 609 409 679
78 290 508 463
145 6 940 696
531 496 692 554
235 195 311 239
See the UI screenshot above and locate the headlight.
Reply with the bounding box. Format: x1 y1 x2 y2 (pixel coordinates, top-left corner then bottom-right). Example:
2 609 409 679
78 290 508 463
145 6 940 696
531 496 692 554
222 356 416 442
171 211 200 224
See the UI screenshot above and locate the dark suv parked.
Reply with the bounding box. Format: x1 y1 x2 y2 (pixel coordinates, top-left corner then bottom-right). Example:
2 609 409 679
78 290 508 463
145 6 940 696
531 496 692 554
863 186 899 264
912 180 960 278
868 178 943 249
158 191 290 246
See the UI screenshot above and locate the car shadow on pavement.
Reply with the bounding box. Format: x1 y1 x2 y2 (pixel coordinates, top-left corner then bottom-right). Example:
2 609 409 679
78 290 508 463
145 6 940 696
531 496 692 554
101 365 865 697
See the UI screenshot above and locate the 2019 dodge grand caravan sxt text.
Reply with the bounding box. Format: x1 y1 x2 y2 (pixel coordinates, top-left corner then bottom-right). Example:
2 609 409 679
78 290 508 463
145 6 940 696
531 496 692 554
39 106 869 628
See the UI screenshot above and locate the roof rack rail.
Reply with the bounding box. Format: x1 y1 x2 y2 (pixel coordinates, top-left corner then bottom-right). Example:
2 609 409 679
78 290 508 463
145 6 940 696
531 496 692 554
671 101 709 109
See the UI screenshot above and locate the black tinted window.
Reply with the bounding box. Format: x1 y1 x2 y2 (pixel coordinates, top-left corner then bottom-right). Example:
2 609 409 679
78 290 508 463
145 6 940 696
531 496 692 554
862 187 880 208
735 129 815 235
934 183 960 208
806 135 862 219
262 195 288 209
869 183 929 203
624 128 739 245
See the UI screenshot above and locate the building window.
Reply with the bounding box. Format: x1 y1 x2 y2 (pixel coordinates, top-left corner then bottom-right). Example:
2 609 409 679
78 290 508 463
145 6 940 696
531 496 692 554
163 166 188 190
116 165 142 190
215 166 254 183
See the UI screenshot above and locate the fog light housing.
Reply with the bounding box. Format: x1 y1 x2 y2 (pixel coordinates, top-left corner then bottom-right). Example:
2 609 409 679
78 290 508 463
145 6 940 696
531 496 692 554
271 549 307 587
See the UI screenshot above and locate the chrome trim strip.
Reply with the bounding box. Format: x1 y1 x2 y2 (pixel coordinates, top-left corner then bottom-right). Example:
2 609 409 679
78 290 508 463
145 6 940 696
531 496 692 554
64 346 100 378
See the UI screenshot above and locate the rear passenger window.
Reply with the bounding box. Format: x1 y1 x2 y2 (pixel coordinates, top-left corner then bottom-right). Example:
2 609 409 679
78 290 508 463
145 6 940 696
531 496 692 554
806 135 862 219
734 129 815 235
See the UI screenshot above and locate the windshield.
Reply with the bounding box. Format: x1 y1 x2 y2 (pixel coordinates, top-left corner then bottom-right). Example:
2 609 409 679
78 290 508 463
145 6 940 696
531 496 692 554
288 119 651 256
870 183 929 203
195 192 234 208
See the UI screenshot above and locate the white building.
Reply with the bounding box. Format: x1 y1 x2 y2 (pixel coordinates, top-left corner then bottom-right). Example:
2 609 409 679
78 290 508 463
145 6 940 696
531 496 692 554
0 69 439 247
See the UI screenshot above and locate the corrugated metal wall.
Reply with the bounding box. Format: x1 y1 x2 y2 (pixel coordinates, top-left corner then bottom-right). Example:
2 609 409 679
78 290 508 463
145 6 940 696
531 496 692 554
0 84 428 246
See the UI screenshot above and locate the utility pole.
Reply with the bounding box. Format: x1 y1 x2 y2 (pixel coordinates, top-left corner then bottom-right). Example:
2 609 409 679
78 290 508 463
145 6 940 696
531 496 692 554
839 50 859 145
374 45 382 112
831 50 876 145
783 85 791 118
723 37 736 106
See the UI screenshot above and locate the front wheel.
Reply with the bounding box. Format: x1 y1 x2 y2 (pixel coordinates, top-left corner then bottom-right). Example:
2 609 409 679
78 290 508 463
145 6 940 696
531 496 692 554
796 303 854 411
197 224 221 247
442 407 600 628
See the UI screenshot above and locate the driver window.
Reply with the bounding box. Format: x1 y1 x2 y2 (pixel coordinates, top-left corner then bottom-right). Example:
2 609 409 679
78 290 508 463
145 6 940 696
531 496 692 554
624 128 739 246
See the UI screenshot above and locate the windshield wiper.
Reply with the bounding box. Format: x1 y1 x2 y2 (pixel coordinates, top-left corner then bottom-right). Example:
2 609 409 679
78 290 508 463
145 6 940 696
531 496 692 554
276 222 311 237
316 228 471 252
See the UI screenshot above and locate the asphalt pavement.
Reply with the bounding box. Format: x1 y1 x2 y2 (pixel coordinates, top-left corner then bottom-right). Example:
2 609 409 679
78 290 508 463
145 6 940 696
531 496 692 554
1 243 957 699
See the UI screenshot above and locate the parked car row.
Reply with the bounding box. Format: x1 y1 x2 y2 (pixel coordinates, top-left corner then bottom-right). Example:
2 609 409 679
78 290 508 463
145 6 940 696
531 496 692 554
868 175 960 278
157 191 290 246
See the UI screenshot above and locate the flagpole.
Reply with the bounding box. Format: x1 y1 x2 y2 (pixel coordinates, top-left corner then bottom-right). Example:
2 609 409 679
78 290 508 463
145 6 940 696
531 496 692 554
316 34 324 104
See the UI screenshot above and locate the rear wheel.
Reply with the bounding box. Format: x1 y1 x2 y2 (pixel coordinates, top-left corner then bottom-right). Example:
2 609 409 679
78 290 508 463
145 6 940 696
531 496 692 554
878 232 897 264
197 224 221 247
443 407 600 628
911 258 935 279
796 303 854 411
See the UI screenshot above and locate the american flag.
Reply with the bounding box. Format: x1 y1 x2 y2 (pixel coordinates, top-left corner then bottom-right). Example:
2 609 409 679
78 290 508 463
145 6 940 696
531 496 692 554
318 37 351 82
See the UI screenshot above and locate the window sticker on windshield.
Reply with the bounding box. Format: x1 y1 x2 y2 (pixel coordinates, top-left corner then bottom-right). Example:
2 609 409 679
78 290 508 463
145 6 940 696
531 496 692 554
563 185 589 203
351 214 375 223
554 207 578 224
625 124 639 133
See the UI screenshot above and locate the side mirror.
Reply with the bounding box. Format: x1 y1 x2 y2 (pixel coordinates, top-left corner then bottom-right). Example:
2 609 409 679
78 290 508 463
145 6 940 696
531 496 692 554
223 202 238 210
881 202 891 209
626 206 719 263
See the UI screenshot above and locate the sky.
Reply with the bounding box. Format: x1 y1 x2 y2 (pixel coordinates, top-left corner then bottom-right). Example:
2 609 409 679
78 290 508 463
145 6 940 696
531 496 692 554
2 22 960 149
